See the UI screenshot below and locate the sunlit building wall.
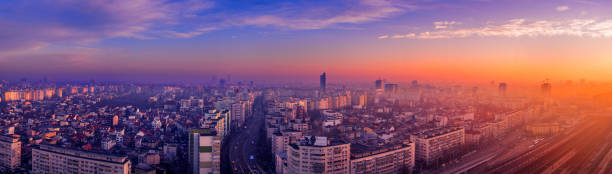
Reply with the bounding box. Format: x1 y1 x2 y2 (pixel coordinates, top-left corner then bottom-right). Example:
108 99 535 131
0 134 21 170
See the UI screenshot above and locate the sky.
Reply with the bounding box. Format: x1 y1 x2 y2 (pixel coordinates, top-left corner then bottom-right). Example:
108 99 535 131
1 0 612 84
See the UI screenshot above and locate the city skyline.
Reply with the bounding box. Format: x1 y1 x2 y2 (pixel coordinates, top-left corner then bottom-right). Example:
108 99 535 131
2 0 612 83
4 1 612 174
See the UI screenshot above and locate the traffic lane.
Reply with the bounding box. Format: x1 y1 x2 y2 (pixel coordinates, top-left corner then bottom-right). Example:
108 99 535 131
232 110 265 173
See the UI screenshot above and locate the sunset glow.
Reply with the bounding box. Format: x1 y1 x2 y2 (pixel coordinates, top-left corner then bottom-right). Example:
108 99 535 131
1 0 611 84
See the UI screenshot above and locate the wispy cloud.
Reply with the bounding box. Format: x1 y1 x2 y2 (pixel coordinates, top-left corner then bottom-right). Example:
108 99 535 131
556 6 570 12
380 18 612 39
434 21 460 29
237 0 414 30
377 35 390 39
163 27 219 38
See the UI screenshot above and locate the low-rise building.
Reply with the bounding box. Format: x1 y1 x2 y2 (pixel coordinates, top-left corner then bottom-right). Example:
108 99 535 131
525 123 560 136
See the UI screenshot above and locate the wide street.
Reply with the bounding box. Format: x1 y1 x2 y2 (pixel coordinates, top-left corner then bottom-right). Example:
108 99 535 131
222 97 267 174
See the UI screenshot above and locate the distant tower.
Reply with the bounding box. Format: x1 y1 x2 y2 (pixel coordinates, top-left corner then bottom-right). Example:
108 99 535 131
219 79 226 87
384 83 399 94
541 79 551 97
375 78 384 91
320 72 326 92
498 82 507 96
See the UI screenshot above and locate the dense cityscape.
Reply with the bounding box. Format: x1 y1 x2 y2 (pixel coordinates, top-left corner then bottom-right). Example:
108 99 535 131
2 0 612 173
1 75 612 173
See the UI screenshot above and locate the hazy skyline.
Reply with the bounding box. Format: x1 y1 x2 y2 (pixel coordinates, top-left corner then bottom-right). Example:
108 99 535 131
2 0 612 83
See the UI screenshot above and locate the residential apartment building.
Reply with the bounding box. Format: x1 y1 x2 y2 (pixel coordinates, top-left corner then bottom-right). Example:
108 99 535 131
32 144 131 174
0 134 21 170
350 143 415 174
189 129 221 174
286 136 350 174
410 127 465 165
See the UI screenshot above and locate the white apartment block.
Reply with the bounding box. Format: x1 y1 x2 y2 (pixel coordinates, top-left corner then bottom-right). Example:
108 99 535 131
286 136 350 174
0 134 21 171
350 143 415 174
32 144 130 174
410 127 465 165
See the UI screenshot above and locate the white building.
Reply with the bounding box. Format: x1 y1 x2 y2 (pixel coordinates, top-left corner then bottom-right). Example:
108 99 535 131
101 138 116 151
321 110 343 127
410 127 465 165
189 129 221 174
350 143 415 174
32 144 131 174
0 134 21 171
286 136 350 174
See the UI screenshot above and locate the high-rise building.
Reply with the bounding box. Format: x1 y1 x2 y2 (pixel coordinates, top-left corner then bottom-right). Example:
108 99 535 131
286 136 350 174
541 80 551 97
350 143 416 174
231 102 246 127
353 92 367 108
320 72 327 92
3 91 22 101
384 83 399 94
56 88 64 98
219 79 226 87
0 134 21 171
189 129 221 174
44 88 55 99
33 90 44 101
410 127 465 165
32 144 131 174
498 82 507 96
375 79 383 91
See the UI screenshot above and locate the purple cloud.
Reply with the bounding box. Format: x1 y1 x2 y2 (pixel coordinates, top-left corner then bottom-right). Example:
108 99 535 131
0 0 215 52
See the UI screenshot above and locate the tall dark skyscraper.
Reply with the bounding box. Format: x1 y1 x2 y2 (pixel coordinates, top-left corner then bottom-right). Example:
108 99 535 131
320 72 326 92
219 79 226 87
498 82 507 96
541 80 551 97
375 79 383 90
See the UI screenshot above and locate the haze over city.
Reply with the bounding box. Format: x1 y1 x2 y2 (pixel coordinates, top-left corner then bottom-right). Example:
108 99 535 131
2 0 612 174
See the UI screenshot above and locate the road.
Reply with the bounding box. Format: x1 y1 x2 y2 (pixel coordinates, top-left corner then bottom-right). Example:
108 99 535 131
223 97 266 174
481 116 612 174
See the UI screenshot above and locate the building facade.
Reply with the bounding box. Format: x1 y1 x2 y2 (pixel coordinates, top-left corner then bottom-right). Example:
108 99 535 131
350 143 415 174
32 144 130 174
286 136 350 174
410 128 465 165
189 129 221 174
0 134 21 171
